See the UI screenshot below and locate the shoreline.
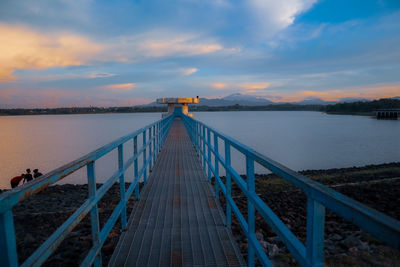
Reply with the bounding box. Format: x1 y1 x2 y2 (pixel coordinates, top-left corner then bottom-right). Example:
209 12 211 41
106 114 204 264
2 162 399 266
0 110 376 117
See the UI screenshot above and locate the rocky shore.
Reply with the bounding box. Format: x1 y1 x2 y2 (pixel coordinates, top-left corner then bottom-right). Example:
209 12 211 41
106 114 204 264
1 183 140 266
1 163 399 266
216 162 400 266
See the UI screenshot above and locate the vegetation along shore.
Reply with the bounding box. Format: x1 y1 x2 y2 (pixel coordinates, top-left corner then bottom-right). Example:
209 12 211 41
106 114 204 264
1 98 399 116
1 162 399 266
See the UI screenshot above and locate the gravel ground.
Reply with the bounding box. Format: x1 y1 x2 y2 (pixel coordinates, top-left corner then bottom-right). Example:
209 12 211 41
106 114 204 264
2 183 139 266
216 162 400 266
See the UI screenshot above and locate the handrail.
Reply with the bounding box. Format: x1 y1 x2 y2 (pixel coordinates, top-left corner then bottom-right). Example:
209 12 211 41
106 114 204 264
181 114 400 267
0 114 175 267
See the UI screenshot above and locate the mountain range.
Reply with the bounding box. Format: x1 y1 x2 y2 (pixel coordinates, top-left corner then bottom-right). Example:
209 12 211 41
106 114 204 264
145 93 379 107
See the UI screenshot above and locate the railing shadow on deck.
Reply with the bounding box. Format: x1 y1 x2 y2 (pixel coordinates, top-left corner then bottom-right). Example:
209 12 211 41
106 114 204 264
0 115 174 267
181 114 400 267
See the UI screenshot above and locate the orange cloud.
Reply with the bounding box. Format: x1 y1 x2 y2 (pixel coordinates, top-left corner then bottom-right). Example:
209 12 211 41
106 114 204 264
105 31 230 62
104 83 136 92
211 83 228 89
182 68 198 76
138 39 222 57
238 82 270 91
210 82 270 92
265 83 400 102
0 24 103 82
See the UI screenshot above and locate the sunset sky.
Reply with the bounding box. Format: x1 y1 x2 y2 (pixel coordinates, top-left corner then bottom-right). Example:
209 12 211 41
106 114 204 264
1 0 400 108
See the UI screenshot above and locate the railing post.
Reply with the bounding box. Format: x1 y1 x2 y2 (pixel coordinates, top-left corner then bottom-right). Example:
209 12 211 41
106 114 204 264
157 122 160 153
246 155 255 267
87 161 102 267
202 125 206 171
190 120 194 140
224 139 232 228
207 128 211 181
193 120 196 148
195 121 199 151
133 136 139 199
0 210 18 267
192 121 196 148
152 125 156 163
143 130 147 183
197 122 200 155
118 144 127 229
214 133 219 198
160 121 163 145
161 120 165 144
306 198 325 267
149 127 153 171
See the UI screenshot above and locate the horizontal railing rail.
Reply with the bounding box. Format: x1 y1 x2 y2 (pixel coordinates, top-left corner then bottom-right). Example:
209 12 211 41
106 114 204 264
0 114 174 267
181 114 400 267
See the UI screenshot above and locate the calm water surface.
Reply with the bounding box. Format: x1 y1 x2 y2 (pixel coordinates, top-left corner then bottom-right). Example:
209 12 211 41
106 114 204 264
1 111 399 188
194 111 400 174
0 113 161 188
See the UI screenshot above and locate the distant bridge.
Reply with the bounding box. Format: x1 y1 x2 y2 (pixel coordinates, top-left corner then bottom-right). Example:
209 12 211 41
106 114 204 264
376 109 400 119
1 101 400 267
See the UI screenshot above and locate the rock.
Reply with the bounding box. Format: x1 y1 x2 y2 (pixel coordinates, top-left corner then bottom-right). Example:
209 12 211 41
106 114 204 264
348 247 359 256
357 241 369 251
267 236 284 247
260 241 269 249
24 233 35 243
79 235 92 241
330 233 343 241
267 244 279 258
69 231 80 238
256 231 264 241
341 235 359 248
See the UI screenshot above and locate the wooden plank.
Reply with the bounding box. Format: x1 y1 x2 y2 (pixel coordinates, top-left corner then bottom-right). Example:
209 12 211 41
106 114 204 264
109 118 245 267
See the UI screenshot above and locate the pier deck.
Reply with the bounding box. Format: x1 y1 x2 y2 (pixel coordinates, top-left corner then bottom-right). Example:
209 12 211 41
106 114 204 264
109 118 245 267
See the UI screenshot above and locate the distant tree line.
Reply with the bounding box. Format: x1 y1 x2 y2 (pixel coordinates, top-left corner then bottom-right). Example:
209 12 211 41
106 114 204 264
0 106 167 116
1 98 398 116
323 99 400 114
190 104 323 112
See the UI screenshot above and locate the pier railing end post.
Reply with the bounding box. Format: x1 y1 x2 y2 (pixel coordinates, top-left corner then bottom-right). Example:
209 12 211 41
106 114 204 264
306 198 325 267
87 161 102 267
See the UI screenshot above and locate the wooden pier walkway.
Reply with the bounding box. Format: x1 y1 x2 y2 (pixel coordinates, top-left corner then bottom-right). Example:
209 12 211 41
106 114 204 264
109 118 245 267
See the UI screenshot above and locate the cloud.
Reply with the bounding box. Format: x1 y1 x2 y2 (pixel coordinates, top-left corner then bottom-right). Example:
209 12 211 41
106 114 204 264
182 68 198 76
211 83 228 89
87 73 116 79
20 72 117 82
105 30 230 62
238 82 270 92
248 0 318 37
103 83 136 92
262 83 400 102
0 86 150 108
0 24 103 82
210 81 270 93
139 39 221 57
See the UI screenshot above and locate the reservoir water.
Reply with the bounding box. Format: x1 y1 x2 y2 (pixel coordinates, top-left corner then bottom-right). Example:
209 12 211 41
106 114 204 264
1 111 399 188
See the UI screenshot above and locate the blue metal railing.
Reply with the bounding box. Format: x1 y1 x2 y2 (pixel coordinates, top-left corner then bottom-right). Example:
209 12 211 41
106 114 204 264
182 114 400 267
0 114 174 267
